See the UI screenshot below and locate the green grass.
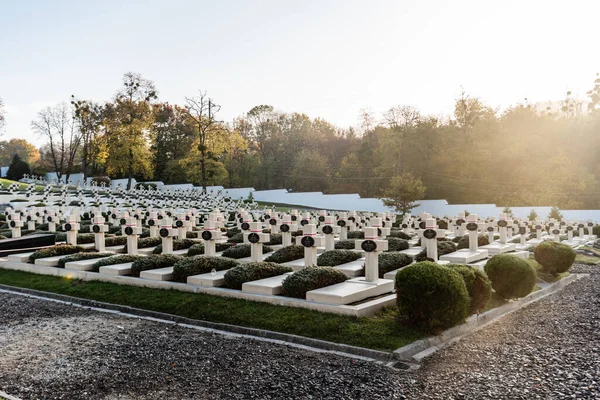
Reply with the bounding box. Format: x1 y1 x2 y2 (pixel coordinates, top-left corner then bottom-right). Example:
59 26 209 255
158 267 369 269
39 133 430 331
0 268 424 352
0 178 44 191
575 254 599 265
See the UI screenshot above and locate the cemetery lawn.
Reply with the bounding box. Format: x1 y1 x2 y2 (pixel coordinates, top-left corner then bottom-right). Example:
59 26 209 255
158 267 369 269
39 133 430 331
0 268 425 352
255 200 319 212
574 254 599 265
0 178 44 191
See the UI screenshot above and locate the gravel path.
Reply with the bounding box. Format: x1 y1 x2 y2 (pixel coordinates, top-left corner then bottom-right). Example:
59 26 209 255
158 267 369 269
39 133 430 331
0 264 598 400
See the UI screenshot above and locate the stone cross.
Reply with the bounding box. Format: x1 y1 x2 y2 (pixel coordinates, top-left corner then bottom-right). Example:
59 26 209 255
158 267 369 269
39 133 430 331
91 215 108 252
534 221 545 240
355 218 388 282
337 212 349 240
577 220 586 239
25 211 36 231
146 212 159 237
279 215 297 247
201 218 222 256
46 210 57 233
465 214 484 251
422 218 445 262
245 222 270 262
518 223 529 246
175 213 187 240
124 217 142 255
496 213 509 244
486 222 496 243
299 224 324 267
159 217 177 255
267 214 280 234
9 214 23 238
63 215 80 245
240 213 252 244
321 216 339 251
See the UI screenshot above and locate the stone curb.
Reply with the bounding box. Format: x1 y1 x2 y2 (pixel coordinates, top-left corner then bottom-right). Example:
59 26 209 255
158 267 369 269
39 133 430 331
392 273 584 362
0 284 394 363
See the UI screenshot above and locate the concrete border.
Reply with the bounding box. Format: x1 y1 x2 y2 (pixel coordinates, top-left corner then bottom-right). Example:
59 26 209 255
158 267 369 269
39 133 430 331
0 285 393 363
393 273 585 362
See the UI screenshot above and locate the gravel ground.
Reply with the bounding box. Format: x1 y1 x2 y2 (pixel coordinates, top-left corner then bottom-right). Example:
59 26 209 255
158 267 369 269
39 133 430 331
0 264 598 400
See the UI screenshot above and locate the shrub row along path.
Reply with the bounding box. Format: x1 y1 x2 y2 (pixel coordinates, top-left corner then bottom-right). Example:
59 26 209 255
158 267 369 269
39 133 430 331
0 264 598 400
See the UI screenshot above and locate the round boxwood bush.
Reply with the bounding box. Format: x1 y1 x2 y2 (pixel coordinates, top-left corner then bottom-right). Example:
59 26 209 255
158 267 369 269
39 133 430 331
130 254 183 277
378 252 413 278
396 261 470 332
172 255 240 283
152 238 196 254
264 245 304 263
57 252 113 268
282 267 348 299
187 242 235 256
29 244 86 262
225 227 240 238
484 254 536 300
347 231 364 239
223 262 293 290
447 264 491 314
221 243 273 259
90 254 144 272
266 233 282 245
334 239 355 250
534 241 576 275
387 230 411 240
386 237 409 252
317 250 362 267
456 235 489 250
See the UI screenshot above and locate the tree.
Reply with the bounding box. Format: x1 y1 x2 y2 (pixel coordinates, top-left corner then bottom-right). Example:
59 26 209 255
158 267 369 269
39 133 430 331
184 91 224 191
586 72 600 112
548 206 563 221
6 154 30 180
71 97 104 181
528 209 538 222
502 206 513 217
31 103 81 183
0 97 5 132
105 72 157 189
380 172 426 216
0 138 40 166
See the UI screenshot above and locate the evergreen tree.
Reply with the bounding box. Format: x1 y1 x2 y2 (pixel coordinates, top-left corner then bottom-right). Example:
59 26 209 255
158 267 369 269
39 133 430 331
6 154 30 180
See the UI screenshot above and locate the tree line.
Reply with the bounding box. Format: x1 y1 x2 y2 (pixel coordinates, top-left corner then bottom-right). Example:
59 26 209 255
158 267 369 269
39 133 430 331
1 72 600 209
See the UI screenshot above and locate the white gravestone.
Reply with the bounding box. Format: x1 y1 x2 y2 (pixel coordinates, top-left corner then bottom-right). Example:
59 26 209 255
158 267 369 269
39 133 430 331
63 215 80 245
279 215 297 247
355 218 388 282
124 217 142 255
91 215 108 252
299 224 324 267
201 219 222 256
321 216 339 251
9 215 24 239
159 218 177 255
245 222 270 262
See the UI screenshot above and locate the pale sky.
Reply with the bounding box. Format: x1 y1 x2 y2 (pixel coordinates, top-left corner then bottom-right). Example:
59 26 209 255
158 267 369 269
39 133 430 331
1 0 599 145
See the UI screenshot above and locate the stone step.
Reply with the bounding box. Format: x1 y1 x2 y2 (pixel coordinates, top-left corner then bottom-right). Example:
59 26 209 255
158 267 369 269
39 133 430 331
440 249 489 264
64 256 112 271
187 269 229 287
334 259 365 277
34 255 65 267
139 267 173 281
282 258 306 270
7 252 35 263
99 262 133 276
306 277 394 305
241 272 294 295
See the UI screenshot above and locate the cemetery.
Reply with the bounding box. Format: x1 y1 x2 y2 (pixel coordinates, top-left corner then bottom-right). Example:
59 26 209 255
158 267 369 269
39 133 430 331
0 176 597 351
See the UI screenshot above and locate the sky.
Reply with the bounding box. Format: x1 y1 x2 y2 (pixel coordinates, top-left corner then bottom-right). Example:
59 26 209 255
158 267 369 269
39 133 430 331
1 0 599 146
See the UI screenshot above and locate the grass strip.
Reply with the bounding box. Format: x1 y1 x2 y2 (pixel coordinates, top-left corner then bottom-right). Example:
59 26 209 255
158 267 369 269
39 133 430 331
0 268 424 352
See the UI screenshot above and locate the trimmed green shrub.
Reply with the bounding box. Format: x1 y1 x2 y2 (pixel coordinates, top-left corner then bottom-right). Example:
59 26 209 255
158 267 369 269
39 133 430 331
264 245 304 263
223 262 293 289
282 267 348 298
137 237 162 249
105 236 128 247
334 239 356 250
29 244 85 262
415 241 457 262
396 261 470 332
387 231 412 240
534 241 576 275
226 232 244 243
456 235 489 250
221 243 273 259
187 242 235 256
172 256 240 283
484 254 536 299
317 250 362 267
152 238 196 254
266 233 282 245
447 264 492 314
386 237 409 252
347 231 364 239
90 254 144 272
57 252 113 268
130 254 183 277
378 252 413 278
225 227 240 238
